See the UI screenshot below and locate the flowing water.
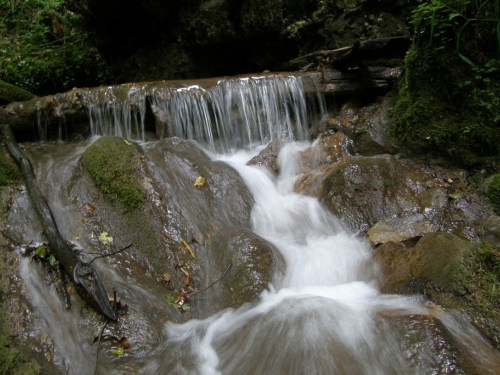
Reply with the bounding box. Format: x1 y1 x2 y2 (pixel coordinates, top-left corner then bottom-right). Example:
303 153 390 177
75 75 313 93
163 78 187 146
6 75 500 374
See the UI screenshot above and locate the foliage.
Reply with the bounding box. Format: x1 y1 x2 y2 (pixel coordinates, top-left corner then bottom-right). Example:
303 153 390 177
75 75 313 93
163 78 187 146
390 0 500 166
486 173 500 214
0 0 109 95
0 146 21 186
81 137 144 210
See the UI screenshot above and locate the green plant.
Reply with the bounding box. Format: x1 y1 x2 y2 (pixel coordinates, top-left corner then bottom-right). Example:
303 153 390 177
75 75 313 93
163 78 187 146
0 0 109 95
487 173 500 214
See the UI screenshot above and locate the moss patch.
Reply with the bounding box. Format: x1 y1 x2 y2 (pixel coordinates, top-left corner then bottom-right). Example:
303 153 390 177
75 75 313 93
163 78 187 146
450 240 500 347
390 44 500 166
486 174 500 215
81 137 144 210
0 275 40 375
0 146 21 186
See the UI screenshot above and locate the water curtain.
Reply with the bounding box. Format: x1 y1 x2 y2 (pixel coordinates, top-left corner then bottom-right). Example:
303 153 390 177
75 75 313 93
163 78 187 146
83 75 314 152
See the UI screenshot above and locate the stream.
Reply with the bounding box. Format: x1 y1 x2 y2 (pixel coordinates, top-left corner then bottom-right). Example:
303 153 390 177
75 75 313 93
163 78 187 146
5 75 500 374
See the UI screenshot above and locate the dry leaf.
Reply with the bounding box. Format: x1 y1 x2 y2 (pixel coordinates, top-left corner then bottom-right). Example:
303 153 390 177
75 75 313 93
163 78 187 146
184 274 192 287
194 176 206 187
140 155 145 163
181 239 196 258
98 232 113 245
81 218 87 224
179 267 189 277
85 203 96 212
163 273 171 283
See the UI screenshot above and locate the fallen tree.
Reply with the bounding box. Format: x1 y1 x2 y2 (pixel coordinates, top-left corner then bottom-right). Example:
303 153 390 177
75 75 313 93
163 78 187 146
1 124 117 321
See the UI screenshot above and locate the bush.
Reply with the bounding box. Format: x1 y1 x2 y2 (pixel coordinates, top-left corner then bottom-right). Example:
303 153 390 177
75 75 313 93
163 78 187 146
0 0 109 95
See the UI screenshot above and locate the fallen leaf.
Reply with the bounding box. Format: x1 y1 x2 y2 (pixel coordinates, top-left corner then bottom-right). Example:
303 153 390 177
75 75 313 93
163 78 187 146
181 239 196 258
35 245 46 258
66 285 72 295
123 139 133 146
174 291 186 306
81 218 87 224
119 342 131 349
111 347 124 356
163 273 171 283
85 203 96 212
184 274 192 287
448 193 461 199
98 232 113 245
48 255 57 267
194 176 205 187
140 155 145 162
179 267 189 277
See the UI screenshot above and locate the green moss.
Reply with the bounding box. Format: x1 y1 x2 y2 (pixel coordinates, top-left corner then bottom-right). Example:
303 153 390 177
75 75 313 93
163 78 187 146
0 146 21 186
81 137 144 210
0 285 41 375
486 174 500 215
452 240 500 346
0 80 35 103
390 44 500 166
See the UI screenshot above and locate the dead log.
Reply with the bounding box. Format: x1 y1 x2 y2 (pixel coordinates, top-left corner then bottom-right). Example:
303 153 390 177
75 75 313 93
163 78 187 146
1 124 117 321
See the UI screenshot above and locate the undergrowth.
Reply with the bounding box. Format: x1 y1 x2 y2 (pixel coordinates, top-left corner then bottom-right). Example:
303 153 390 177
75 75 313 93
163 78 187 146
0 0 109 95
390 0 500 166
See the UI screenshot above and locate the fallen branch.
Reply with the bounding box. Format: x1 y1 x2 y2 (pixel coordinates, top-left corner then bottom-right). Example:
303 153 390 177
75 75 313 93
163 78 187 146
88 244 133 265
189 262 232 296
1 124 117 321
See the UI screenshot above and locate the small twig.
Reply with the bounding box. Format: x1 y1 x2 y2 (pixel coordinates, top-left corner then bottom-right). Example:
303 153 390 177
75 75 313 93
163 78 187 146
189 262 232 296
94 319 110 375
89 244 133 265
112 287 118 317
0 229 21 246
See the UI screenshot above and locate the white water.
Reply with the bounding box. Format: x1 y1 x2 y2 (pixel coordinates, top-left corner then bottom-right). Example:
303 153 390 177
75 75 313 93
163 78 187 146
10 75 500 374
155 143 449 374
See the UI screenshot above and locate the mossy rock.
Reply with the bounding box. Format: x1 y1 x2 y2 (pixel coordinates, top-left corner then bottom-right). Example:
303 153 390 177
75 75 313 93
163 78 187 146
80 136 144 209
0 146 21 186
0 80 35 104
486 174 500 215
390 44 500 166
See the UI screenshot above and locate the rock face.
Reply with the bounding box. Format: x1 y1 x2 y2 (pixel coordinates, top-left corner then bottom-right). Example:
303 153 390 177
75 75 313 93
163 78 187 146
78 0 413 83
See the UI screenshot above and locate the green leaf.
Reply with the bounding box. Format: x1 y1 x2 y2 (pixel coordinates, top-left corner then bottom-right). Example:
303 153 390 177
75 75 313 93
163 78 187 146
449 13 463 21
459 53 475 67
448 193 461 199
35 245 46 258
48 255 57 267
164 294 175 304
111 347 124 356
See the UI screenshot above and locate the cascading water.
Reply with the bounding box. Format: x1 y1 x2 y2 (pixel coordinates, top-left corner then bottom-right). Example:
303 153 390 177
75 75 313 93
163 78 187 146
6 74 500 374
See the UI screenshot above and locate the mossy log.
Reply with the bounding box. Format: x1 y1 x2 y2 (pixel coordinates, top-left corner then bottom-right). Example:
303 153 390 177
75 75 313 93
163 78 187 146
0 124 117 321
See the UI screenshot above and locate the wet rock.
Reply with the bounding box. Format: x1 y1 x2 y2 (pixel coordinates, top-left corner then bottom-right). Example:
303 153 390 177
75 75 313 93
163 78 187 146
374 232 473 293
378 312 490 375
318 154 427 233
206 229 285 310
479 215 500 246
367 214 437 245
247 139 282 174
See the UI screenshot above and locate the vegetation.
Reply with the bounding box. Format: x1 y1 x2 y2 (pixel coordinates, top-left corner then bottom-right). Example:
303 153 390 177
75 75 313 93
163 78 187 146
453 240 500 346
0 146 20 186
0 283 41 375
390 0 500 166
0 0 109 95
486 173 500 214
81 137 144 210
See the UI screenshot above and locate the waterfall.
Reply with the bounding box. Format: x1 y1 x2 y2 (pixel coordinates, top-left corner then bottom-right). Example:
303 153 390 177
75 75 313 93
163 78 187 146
8 73 500 375
83 75 319 152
